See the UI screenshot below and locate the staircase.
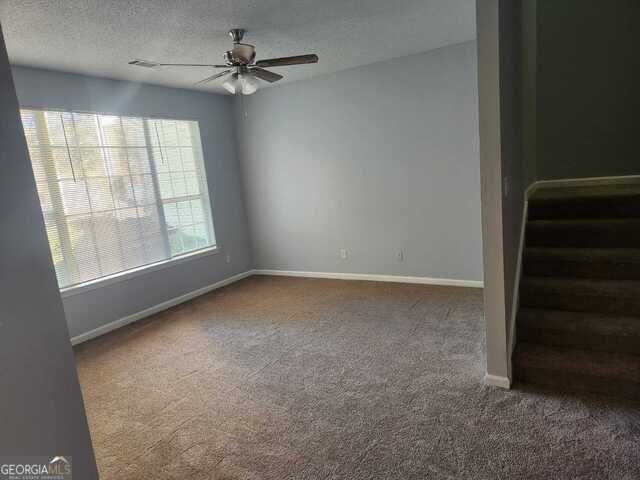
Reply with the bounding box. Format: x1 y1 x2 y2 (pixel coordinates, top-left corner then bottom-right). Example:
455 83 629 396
513 183 640 399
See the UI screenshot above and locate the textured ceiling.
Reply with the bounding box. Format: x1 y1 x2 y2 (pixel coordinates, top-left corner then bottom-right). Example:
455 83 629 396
0 0 476 94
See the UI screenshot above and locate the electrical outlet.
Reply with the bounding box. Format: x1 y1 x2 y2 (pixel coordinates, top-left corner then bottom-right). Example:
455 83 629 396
396 249 404 261
226 254 231 264
340 248 348 260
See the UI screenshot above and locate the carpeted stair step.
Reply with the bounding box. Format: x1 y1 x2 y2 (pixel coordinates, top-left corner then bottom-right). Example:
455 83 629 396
513 343 640 399
519 276 640 316
528 192 640 220
523 248 640 280
517 308 640 354
526 219 640 248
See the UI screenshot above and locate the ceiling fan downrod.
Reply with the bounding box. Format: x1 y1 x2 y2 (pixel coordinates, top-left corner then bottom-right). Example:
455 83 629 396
229 28 245 44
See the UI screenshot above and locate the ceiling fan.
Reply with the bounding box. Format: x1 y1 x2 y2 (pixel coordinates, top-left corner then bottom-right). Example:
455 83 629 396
129 28 318 95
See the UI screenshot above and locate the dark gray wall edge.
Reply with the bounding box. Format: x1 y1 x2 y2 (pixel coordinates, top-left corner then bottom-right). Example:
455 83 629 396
11 66 253 338
0 23 98 477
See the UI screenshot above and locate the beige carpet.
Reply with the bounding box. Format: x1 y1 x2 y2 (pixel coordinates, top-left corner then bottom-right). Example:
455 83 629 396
74 276 640 479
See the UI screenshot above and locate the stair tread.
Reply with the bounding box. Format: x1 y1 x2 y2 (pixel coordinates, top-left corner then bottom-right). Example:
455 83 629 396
531 183 640 201
521 276 640 298
525 247 640 261
525 218 640 248
514 343 640 381
528 218 640 226
528 192 640 220
523 248 640 280
519 308 640 337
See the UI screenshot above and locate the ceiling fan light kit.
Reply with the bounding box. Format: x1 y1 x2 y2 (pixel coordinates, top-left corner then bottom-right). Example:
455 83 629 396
129 28 318 95
222 70 259 95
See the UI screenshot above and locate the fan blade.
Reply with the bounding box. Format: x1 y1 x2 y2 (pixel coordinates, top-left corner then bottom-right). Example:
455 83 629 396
255 54 318 68
195 70 231 86
159 63 230 67
250 67 283 83
129 59 161 68
129 59 229 68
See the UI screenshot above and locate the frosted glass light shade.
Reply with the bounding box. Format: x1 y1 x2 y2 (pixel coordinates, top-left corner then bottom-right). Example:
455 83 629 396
223 72 259 95
222 74 239 94
239 74 259 95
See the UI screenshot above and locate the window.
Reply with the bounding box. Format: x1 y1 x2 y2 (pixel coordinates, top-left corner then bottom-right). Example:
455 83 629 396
20 109 216 289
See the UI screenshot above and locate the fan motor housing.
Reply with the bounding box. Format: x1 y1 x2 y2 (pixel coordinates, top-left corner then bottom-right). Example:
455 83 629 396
224 44 256 66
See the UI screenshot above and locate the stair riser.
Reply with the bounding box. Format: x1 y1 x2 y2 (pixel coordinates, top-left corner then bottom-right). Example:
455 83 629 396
514 366 640 400
526 223 640 248
518 328 640 354
529 197 640 220
520 292 640 316
522 257 640 280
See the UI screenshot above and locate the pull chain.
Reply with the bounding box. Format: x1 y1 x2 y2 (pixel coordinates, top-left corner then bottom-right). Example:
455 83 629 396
153 121 165 165
60 112 77 182
240 90 248 119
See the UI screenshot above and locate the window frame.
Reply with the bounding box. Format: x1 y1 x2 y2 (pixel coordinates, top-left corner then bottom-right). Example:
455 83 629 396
60 245 219 298
21 106 220 295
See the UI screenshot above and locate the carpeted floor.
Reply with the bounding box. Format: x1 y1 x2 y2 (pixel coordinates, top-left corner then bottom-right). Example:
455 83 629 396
74 276 640 479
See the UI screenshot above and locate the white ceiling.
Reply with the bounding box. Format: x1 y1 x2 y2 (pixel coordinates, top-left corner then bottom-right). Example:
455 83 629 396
0 0 476 94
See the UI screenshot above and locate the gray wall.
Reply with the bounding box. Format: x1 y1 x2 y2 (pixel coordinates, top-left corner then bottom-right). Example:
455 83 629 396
0 25 98 477
535 0 640 180
11 66 252 338
235 42 483 282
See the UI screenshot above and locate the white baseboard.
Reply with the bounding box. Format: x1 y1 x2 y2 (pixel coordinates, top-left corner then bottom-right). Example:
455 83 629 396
485 374 511 389
70 270 253 346
253 269 484 288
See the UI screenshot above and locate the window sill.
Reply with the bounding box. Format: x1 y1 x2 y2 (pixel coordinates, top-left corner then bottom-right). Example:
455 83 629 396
60 246 220 299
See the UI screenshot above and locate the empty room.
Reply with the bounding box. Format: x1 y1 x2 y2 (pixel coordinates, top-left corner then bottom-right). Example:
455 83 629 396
1 0 639 478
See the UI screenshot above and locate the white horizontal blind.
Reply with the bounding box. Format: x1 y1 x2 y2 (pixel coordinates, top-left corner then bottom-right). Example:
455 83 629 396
20 109 216 289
